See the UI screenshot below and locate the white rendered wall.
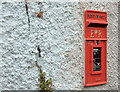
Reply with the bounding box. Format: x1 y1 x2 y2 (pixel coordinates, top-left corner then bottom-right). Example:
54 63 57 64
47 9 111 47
0 1 118 90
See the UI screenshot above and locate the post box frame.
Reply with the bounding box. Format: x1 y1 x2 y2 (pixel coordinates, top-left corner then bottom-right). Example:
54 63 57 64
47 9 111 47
85 10 108 87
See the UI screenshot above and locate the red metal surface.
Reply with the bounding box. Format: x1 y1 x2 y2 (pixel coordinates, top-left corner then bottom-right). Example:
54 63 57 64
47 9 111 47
85 10 108 87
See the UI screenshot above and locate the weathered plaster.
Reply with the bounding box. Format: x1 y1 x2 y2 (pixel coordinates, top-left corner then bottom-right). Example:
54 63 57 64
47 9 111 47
0 1 118 90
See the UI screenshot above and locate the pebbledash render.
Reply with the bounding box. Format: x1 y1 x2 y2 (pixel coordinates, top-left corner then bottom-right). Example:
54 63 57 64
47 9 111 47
0 1 118 90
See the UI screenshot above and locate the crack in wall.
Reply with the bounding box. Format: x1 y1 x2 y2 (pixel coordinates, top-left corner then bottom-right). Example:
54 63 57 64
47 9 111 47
25 0 30 32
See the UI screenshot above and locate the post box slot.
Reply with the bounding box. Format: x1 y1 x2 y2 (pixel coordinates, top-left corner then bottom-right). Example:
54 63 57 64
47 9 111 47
88 23 107 27
93 47 101 71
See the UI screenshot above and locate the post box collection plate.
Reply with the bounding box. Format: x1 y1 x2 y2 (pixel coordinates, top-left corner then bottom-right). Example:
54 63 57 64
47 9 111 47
85 10 108 87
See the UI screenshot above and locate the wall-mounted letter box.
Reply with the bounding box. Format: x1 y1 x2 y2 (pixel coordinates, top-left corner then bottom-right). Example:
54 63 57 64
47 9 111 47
85 10 108 87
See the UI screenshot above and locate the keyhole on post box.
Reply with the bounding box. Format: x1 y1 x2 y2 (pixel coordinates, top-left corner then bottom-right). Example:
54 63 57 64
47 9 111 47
96 40 99 45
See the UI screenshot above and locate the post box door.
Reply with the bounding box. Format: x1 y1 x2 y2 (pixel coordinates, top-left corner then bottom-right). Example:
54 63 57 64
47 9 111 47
85 40 107 86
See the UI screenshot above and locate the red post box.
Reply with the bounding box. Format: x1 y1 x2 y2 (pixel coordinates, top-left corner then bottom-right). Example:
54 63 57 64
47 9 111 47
85 10 108 87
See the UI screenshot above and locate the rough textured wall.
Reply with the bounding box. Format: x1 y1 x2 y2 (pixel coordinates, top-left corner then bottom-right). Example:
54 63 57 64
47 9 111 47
0 1 118 90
